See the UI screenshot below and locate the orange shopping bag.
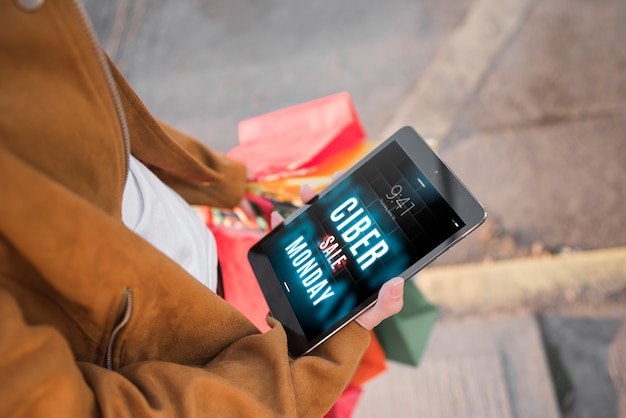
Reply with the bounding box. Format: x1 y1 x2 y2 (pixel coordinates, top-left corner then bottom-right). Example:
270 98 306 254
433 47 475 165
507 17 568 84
350 331 387 387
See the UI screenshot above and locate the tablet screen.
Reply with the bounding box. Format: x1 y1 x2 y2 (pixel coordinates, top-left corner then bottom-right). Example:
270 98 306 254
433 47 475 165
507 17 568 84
260 140 464 340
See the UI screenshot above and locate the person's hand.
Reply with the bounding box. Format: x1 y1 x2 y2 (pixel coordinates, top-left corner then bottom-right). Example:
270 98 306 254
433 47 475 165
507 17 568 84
269 182 404 332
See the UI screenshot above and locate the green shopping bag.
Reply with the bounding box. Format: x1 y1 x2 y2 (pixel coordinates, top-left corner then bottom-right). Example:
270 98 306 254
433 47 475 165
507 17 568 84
374 280 439 366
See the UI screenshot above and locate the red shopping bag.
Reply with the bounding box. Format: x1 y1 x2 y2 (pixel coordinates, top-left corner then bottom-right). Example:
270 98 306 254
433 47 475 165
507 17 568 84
210 224 271 332
228 92 366 181
325 385 363 418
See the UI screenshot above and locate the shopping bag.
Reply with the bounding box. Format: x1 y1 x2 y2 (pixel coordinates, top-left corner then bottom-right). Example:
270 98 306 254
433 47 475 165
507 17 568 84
209 224 271 332
228 92 366 182
350 331 387 387
323 334 385 417
325 385 363 418
374 280 439 366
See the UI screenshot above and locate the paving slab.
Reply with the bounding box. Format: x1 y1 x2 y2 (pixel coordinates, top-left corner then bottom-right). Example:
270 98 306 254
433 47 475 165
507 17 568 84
539 314 623 418
354 315 560 418
435 116 626 265
437 0 626 261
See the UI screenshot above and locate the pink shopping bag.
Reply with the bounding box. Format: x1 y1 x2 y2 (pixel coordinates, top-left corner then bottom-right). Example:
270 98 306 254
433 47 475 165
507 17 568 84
228 92 366 181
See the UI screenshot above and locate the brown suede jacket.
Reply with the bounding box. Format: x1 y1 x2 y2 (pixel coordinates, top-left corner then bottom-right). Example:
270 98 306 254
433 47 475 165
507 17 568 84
0 1 369 417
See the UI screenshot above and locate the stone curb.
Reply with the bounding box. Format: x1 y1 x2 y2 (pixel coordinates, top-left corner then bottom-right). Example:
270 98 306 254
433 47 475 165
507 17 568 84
416 247 626 313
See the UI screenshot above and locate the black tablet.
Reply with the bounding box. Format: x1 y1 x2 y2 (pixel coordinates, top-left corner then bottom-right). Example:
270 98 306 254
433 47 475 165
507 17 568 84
248 126 486 357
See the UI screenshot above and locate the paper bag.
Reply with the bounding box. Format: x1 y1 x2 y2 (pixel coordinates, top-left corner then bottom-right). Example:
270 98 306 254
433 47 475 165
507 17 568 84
374 280 439 366
325 385 363 418
228 92 366 181
209 224 271 332
350 331 387 387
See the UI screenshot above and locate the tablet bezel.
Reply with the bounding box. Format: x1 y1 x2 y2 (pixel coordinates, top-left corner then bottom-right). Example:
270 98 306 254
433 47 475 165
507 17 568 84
248 126 486 357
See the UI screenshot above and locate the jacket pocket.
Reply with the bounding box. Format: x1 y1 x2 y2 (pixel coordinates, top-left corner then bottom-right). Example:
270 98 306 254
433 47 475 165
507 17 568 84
105 288 133 370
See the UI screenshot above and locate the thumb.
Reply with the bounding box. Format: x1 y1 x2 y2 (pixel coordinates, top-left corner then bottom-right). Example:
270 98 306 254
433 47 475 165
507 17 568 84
355 277 404 331
270 211 284 229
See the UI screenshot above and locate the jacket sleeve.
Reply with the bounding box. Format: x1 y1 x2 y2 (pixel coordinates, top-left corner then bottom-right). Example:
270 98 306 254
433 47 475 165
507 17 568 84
0 288 369 418
0 148 370 418
107 56 248 209
152 120 249 209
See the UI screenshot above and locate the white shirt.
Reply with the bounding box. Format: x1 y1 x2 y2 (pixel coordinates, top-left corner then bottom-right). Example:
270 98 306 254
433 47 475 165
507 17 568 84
122 155 218 292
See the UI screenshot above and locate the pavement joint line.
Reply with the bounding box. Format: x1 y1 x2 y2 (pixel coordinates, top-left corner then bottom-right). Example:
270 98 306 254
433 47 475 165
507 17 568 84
416 246 626 313
381 0 537 142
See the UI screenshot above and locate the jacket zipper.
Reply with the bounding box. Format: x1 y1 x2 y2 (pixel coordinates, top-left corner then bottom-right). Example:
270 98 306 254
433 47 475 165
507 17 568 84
70 0 131 186
105 288 133 370
69 0 134 371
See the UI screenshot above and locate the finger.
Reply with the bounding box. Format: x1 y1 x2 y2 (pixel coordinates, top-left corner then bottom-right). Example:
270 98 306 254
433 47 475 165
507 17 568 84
270 211 284 230
246 166 255 181
233 199 259 229
331 170 343 181
355 277 404 331
300 184 317 204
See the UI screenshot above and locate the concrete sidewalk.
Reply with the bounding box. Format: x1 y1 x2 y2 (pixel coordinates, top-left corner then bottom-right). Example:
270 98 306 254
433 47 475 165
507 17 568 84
85 0 626 263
